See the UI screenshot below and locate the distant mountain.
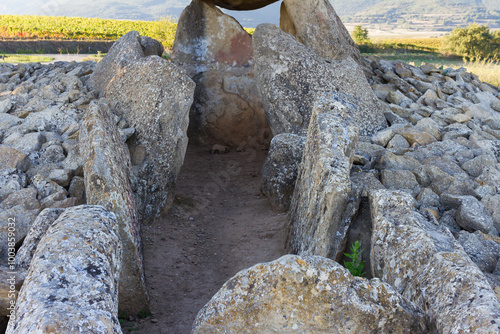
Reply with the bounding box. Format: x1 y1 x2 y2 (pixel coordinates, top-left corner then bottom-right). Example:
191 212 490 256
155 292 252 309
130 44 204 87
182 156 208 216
1 0 499 28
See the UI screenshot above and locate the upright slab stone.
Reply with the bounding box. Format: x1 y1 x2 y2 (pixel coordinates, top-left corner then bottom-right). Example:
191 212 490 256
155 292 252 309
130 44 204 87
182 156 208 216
106 56 195 223
253 23 387 137
287 93 359 258
193 255 429 333
81 100 149 315
6 205 122 334
370 189 500 333
280 0 361 63
172 0 270 147
87 31 163 96
261 133 305 212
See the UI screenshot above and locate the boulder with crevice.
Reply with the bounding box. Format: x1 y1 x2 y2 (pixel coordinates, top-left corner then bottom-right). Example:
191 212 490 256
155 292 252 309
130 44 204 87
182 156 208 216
106 56 195 223
81 99 149 315
253 23 387 137
287 93 359 258
261 133 305 212
6 205 122 334
370 189 500 333
193 255 429 333
172 0 270 148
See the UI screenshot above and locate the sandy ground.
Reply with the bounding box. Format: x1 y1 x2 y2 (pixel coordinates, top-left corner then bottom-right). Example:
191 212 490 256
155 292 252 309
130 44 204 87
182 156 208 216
122 144 288 333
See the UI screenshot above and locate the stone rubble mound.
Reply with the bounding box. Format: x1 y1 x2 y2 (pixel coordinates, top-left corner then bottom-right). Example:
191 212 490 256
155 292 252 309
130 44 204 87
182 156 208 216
0 0 499 332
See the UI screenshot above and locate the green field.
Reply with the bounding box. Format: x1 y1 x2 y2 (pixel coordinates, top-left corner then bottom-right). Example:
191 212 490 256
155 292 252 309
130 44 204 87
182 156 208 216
0 15 498 87
0 54 53 63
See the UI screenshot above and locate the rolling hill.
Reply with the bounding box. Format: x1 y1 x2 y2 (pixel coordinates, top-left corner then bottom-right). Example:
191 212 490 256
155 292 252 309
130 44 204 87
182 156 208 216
1 0 499 28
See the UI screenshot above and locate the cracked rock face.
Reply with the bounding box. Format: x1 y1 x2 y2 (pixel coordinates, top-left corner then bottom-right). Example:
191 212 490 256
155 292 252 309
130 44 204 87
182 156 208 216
81 99 149 315
253 23 387 137
261 133 305 212
6 205 122 334
173 0 270 148
193 254 429 333
280 0 361 64
106 56 195 223
370 190 500 333
287 93 359 258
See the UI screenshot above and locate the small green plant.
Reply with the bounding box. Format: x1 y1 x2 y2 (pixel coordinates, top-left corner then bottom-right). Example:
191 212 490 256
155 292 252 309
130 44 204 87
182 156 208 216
137 309 152 319
344 241 365 277
128 323 136 332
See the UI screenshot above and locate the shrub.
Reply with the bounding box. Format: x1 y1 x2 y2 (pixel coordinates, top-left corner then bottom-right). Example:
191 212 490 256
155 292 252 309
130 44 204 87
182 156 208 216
442 24 500 60
344 241 365 277
352 25 370 44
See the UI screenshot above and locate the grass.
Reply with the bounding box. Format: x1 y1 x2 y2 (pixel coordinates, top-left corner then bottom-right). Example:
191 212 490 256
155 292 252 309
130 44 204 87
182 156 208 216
0 54 53 63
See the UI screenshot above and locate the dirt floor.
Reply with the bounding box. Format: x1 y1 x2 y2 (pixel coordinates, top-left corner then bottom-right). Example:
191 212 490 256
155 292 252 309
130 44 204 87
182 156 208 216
122 144 288 334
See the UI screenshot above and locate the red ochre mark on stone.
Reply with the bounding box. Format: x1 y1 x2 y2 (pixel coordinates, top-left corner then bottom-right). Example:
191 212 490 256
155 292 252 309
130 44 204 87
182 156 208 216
215 32 253 66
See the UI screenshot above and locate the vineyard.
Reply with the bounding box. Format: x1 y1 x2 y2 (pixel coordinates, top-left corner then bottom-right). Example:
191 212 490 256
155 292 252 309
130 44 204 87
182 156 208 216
0 15 178 50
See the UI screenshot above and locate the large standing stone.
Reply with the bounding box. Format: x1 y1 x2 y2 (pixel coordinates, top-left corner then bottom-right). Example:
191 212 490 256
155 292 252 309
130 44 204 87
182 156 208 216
280 0 361 63
106 56 195 223
192 255 429 333
253 23 387 137
172 0 270 147
261 133 305 212
370 189 500 333
6 205 123 334
87 31 164 96
81 99 149 315
287 93 359 258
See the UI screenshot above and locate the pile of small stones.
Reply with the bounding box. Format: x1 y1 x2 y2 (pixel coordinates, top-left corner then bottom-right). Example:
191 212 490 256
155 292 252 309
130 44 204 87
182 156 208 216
358 57 500 288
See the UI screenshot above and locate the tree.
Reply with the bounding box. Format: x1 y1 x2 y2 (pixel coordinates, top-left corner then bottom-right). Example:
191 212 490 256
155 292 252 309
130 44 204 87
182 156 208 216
352 25 370 44
442 24 499 60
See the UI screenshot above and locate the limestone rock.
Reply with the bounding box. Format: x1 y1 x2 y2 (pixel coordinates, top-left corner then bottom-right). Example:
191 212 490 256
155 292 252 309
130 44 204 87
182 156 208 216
106 56 195 223
253 23 387 137
261 133 305 212
193 255 428 333
280 0 361 63
173 0 269 148
455 196 496 234
0 205 40 266
81 99 149 315
15 208 65 269
370 189 500 333
6 205 123 334
0 168 28 202
87 31 162 96
0 186 39 211
172 0 253 78
287 93 359 258
188 68 270 147
0 145 30 171
457 231 500 274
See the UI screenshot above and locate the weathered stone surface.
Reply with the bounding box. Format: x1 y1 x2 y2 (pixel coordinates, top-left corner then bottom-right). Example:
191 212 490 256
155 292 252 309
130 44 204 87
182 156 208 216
0 168 27 202
370 189 500 333
455 196 496 234
280 0 361 63
261 133 305 212
81 99 149 315
193 255 429 333
6 205 123 334
106 56 195 222
87 31 162 96
0 186 39 211
253 23 387 137
173 0 269 148
15 208 65 269
457 231 500 274
0 205 40 266
172 0 253 77
188 68 270 147
0 145 30 171
287 93 359 258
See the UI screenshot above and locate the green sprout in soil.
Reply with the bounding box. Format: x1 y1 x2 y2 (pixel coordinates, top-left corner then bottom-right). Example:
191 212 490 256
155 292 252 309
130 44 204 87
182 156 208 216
344 241 365 277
